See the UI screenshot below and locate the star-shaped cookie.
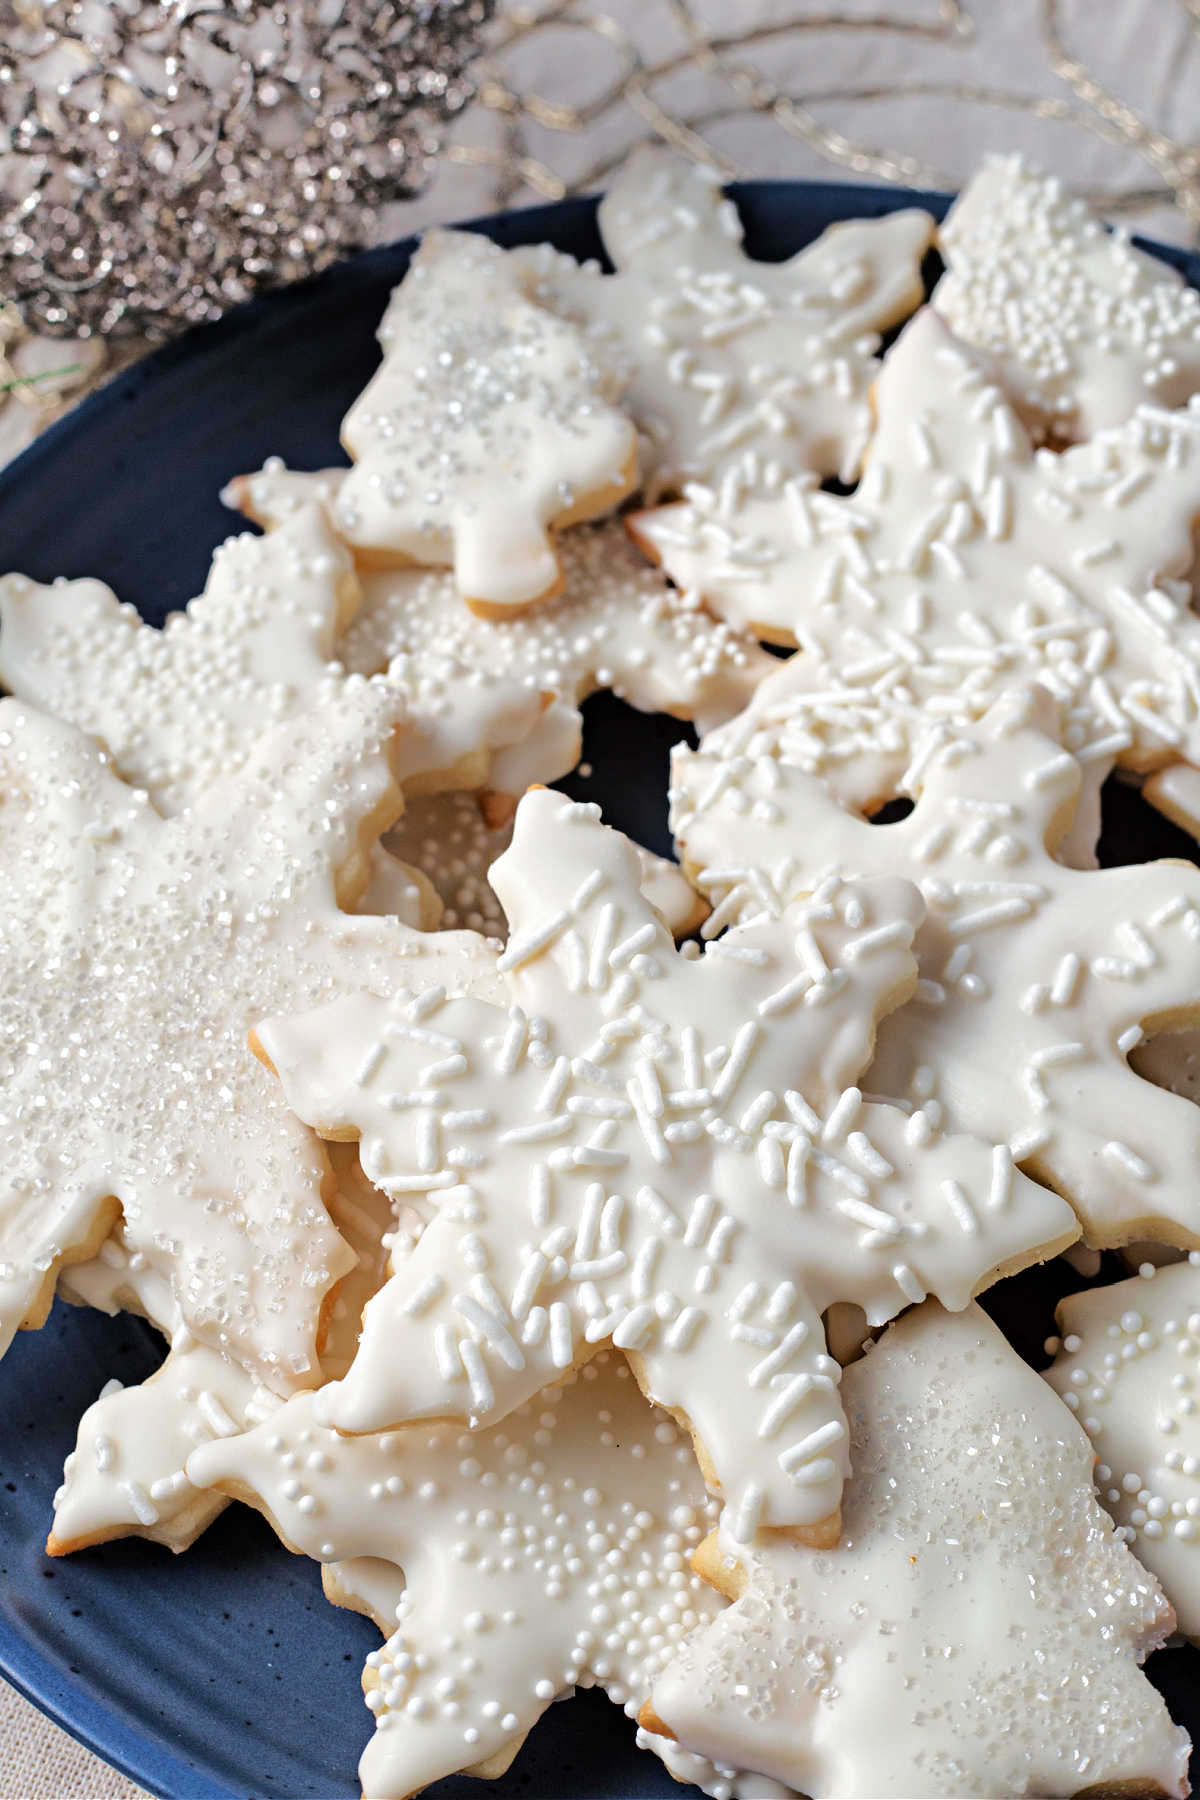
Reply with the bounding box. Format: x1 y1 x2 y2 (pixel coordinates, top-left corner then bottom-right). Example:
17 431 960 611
255 786 1075 1537
935 155 1200 442
673 686 1200 1249
517 145 933 498
189 1353 753 1800
630 308 1200 796
0 689 497 1388
646 1300 1189 1799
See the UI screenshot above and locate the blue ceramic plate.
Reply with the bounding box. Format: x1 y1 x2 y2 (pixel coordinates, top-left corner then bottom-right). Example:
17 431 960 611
2 179 1200 1800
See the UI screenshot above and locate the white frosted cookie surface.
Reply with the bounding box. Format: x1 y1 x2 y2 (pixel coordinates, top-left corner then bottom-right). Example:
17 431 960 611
382 790 705 941
1047 1257 1200 1640
0 505 545 810
188 1354 732 1800
0 691 496 1387
257 787 1074 1534
673 686 1200 1249
630 308 1200 788
651 1301 1189 1800
333 228 637 611
342 519 774 789
936 155 1200 440
518 146 932 497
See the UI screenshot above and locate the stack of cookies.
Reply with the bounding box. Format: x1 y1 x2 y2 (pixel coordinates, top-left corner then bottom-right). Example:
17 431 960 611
5 149 1200 1798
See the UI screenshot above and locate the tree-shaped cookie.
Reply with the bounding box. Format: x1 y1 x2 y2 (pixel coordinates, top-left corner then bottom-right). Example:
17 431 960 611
47 1145 396 1555
0 689 498 1387
189 1353 767 1800
630 308 1200 792
672 685 1200 1248
935 155 1200 441
218 501 775 792
517 146 933 498
645 1301 1189 1800
0 504 545 811
297 228 637 613
255 786 1075 1536
1047 1256 1200 1641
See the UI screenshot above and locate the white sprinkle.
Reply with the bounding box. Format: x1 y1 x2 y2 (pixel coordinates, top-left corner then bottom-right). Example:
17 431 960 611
711 1020 761 1104
706 1216 737 1263
892 1261 926 1304
989 1145 1013 1211
197 1391 240 1439
632 1236 661 1300
549 1302 575 1368
779 1419 846 1475
510 1253 547 1323
837 1196 903 1239
458 1338 495 1416
530 1164 552 1229
750 1320 811 1388
728 1482 764 1544
758 1372 822 1439
822 1087 861 1145
1103 1140 1155 1182
612 1303 655 1349
610 922 657 968
495 1010 529 1075
684 1193 717 1248
842 922 911 960
453 1297 525 1371
664 1306 704 1351
120 1481 159 1527
355 1042 386 1087
93 1434 114 1473
149 1471 192 1502
1050 954 1081 1007
497 911 571 973
786 1136 810 1207
941 1179 979 1235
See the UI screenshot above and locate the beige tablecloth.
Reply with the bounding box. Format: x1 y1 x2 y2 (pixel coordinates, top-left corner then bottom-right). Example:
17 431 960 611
2 0 1198 1794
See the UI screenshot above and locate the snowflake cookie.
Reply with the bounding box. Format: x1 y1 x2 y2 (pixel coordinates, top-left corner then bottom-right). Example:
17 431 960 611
629 308 1200 795
219 502 774 792
935 156 1200 442
47 1144 397 1555
255 786 1075 1537
0 504 545 811
673 685 1200 1249
647 1301 1189 1800
249 230 637 613
516 146 933 498
1046 1256 1200 1641
187 1353 736 1800
0 689 497 1387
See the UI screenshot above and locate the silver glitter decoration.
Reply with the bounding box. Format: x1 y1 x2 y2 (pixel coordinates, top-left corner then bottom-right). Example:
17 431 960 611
0 0 494 337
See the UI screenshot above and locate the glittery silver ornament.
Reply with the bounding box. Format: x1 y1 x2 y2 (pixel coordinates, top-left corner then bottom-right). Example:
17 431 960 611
0 0 493 338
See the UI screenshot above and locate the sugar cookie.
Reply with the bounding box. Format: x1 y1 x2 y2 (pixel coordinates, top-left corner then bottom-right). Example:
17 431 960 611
517 146 933 497
188 1353 737 1800
0 689 497 1385
648 1301 1189 1800
263 229 637 612
0 504 546 811
673 685 1200 1249
936 156 1200 441
256 786 1075 1537
1047 1257 1200 1641
49 1145 398 1556
384 788 707 940
218 507 774 792
629 308 1200 796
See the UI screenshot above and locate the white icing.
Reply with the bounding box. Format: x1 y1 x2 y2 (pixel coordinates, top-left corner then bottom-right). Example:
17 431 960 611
630 308 1200 794
257 787 1074 1532
187 1354 734 1800
673 685 1200 1249
51 1143 397 1554
0 503 546 812
651 1301 1189 1799
316 228 637 611
1047 1255 1200 1641
0 691 497 1385
936 155 1200 441
516 147 932 497
219 507 774 791
383 789 706 941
